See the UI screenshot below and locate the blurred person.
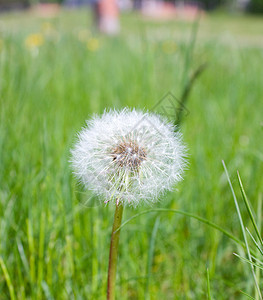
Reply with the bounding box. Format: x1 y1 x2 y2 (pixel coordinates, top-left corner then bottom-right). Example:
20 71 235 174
93 0 120 35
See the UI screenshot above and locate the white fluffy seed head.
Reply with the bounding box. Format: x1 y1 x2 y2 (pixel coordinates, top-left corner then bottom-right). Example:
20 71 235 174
70 108 187 207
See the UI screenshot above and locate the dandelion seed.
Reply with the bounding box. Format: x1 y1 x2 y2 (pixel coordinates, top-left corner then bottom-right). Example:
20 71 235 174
71 108 187 207
25 33 44 56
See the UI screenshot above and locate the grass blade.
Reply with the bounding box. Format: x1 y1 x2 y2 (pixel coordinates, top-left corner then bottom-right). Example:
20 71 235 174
41 280 54 300
37 211 46 298
0 257 16 300
240 290 256 300
237 171 263 247
207 268 212 300
117 208 249 252
256 194 262 300
27 218 36 286
251 256 263 267
246 228 263 256
145 216 160 300
16 237 30 276
222 161 262 300
233 253 263 271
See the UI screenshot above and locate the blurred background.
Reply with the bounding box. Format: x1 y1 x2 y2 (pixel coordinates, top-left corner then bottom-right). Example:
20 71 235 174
0 0 263 299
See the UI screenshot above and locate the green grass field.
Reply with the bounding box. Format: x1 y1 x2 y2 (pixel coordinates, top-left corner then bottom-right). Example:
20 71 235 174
0 8 263 299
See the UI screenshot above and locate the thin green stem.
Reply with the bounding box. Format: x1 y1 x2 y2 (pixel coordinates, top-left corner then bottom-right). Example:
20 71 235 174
107 202 124 300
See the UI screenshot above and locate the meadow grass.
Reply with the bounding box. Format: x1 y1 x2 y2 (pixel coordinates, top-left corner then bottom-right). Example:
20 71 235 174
0 8 263 299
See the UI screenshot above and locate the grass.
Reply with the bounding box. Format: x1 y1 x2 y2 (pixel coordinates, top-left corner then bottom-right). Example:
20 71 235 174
0 8 263 299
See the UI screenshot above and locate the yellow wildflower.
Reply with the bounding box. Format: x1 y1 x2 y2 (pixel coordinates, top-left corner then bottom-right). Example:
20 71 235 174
25 33 44 49
87 38 100 52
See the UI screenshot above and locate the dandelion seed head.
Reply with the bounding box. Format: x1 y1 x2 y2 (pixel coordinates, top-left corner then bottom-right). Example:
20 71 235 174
110 139 147 170
71 108 187 207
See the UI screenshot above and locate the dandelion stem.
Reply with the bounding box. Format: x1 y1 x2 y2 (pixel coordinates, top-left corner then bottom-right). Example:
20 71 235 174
107 201 124 300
